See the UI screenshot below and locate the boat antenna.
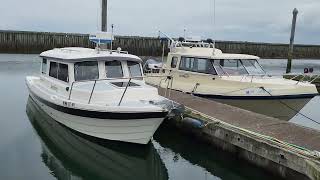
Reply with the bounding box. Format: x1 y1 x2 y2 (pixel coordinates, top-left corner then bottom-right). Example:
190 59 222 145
184 28 186 41
212 0 216 56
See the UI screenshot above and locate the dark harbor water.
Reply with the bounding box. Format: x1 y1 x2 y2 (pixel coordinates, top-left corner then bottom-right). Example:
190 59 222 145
1 54 320 180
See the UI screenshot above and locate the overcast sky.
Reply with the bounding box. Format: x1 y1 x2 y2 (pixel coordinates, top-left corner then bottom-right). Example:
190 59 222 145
1 0 319 44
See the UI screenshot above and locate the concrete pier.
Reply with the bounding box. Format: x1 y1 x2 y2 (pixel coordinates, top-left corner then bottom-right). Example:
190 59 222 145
1 30 320 58
158 88 320 180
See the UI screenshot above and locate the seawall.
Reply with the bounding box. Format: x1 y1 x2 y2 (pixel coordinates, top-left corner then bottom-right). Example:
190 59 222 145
1 30 320 58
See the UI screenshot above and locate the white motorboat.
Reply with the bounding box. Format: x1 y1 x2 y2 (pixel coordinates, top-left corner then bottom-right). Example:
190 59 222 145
145 36 318 120
26 43 170 144
26 97 168 180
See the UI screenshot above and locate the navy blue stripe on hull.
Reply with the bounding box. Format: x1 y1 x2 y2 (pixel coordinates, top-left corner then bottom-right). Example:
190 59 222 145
193 93 318 100
30 92 167 120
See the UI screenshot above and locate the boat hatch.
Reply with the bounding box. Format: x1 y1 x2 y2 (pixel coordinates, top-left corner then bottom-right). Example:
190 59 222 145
111 82 140 87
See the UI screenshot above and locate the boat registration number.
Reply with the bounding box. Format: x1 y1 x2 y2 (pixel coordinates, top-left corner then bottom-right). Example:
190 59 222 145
63 101 75 108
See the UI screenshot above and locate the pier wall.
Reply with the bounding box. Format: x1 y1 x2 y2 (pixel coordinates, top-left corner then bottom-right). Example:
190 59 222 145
1 30 320 58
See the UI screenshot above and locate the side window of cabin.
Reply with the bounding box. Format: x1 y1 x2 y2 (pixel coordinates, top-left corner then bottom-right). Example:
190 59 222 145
105 61 123 78
49 61 69 82
171 57 178 68
196 58 207 72
179 57 217 75
58 63 69 82
127 61 142 77
179 57 195 71
74 61 99 81
42 59 47 74
49 62 58 78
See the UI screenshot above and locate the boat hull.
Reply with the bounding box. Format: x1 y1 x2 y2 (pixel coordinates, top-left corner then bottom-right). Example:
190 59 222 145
195 94 315 120
28 92 165 144
26 97 168 180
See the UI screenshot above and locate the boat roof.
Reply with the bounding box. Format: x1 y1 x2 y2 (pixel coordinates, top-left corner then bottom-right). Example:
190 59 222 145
40 47 142 62
170 47 259 60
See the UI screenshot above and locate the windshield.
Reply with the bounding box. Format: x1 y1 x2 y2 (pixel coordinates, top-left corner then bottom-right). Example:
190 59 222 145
241 60 265 75
212 59 265 76
106 61 123 78
128 61 142 77
214 59 247 75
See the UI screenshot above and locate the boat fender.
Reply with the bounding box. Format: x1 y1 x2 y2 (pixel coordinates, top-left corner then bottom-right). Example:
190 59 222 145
309 68 314 73
182 117 205 129
304 68 309 73
167 105 185 118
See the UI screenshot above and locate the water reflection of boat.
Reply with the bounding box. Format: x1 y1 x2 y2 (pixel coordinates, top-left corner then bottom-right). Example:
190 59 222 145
153 123 283 180
26 97 168 180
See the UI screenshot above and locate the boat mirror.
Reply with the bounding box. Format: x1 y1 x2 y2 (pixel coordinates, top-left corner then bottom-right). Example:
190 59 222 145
66 87 69 92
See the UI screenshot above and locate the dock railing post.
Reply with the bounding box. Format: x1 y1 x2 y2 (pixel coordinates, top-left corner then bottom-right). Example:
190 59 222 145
286 8 298 73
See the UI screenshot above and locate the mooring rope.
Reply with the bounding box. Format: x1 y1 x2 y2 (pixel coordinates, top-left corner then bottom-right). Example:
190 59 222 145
186 107 320 160
259 87 320 126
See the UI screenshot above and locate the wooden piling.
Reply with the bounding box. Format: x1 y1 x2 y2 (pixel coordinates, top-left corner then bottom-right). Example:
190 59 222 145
101 0 108 32
287 8 299 73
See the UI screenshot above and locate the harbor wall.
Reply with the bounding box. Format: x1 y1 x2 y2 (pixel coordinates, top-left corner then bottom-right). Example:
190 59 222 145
1 30 320 58
165 116 320 180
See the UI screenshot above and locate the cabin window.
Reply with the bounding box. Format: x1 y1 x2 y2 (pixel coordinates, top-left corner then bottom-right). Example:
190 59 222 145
179 57 217 75
105 61 123 78
194 58 217 74
74 61 99 81
42 59 47 74
49 62 58 78
128 61 142 77
49 61 69 82
179 57 195 71
171 57 178 68
58 63 69 82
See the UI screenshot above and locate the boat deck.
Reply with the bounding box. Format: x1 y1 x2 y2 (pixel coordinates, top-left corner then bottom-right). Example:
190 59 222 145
158 88 320 151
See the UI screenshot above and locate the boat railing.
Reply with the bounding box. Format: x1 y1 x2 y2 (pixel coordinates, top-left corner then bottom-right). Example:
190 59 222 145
67 75 171 105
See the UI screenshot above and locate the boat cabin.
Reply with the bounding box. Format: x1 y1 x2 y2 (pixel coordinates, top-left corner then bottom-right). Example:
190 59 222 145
37 47 151 104
165 41 265 76
40 47 143 84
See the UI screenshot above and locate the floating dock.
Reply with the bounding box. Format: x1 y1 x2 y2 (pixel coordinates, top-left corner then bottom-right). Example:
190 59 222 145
158 87 320 180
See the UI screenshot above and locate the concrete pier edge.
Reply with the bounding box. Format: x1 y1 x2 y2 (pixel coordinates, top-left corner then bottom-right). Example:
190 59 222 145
168 107 320 180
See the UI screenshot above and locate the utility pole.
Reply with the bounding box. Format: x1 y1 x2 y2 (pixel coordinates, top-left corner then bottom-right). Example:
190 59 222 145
101 0 108 32
286 8 298 73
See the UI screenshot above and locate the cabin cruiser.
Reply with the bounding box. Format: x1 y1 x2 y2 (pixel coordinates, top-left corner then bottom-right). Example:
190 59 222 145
26 97 168 180
145 37 318 120
26 44 170 144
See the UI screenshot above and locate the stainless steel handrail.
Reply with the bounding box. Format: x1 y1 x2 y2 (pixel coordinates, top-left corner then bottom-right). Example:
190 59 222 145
88 80 97 104
67 75 171 103
118 78 132 106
